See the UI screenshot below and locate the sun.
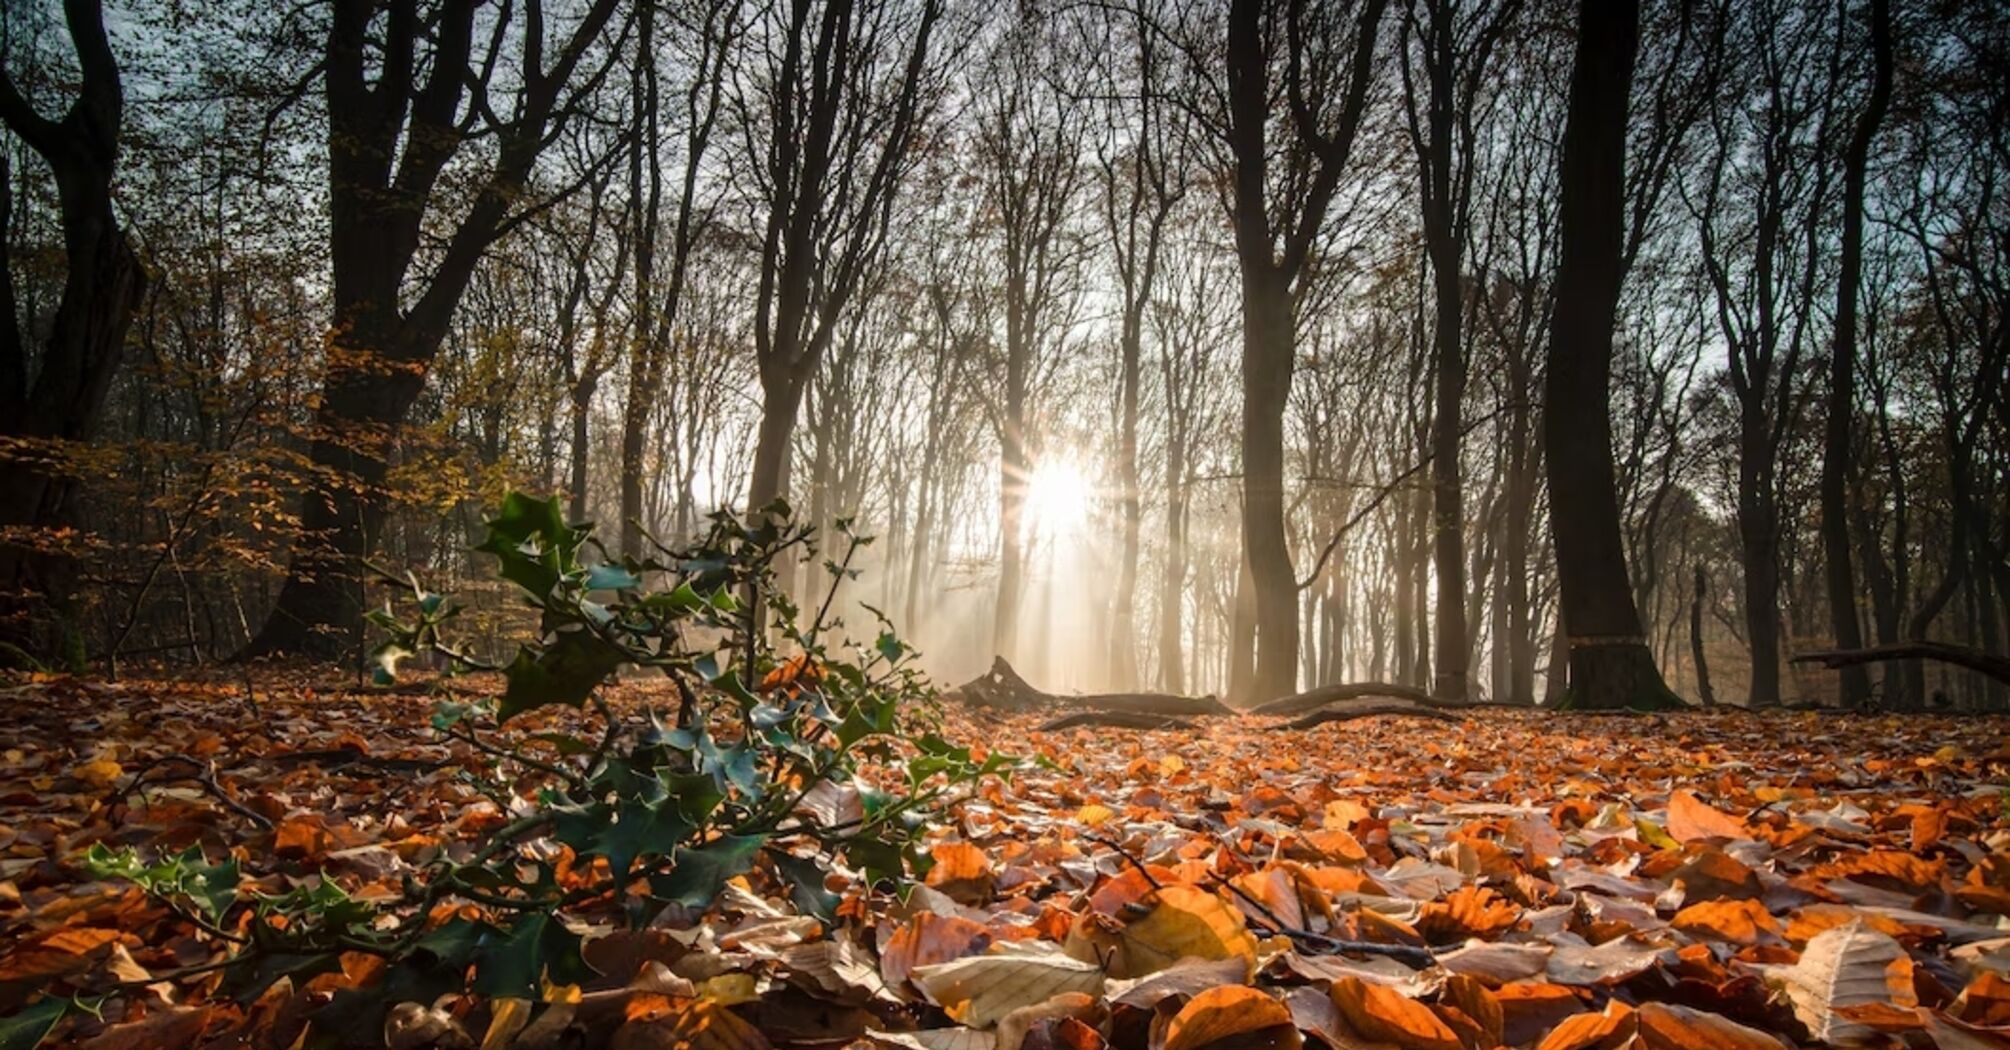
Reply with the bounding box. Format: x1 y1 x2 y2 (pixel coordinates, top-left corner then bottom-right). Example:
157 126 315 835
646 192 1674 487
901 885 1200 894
1023 456 1094 538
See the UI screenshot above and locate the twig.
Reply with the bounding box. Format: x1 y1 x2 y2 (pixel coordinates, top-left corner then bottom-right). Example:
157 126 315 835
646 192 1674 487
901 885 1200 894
121 755 273 830
1206 873 1437 966
1082 833 1164 892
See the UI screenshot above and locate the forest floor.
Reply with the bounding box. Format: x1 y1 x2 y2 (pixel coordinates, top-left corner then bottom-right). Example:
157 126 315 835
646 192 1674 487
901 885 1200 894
1 669 2007 1048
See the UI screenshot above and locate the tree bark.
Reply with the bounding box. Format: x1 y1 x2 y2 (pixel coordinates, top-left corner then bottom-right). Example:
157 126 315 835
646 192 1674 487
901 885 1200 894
1540 0 1679 710
1820 0 1892 709
0 0 147 609
1690 564 1716 706
245 0 622 659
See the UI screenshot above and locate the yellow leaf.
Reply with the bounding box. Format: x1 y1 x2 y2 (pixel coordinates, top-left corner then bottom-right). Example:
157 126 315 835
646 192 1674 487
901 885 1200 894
1071 884 1258 979
699 973 759 1005
480 997 529 1050
1076 803 1116 827
76 757 124 790
912 948 1107 1028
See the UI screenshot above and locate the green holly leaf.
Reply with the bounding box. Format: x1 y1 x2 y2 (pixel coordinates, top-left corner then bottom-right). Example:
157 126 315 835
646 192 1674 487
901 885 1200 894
650 835 766 908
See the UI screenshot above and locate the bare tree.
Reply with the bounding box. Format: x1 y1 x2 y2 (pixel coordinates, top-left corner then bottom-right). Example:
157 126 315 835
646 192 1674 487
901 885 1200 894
1214 0 1390 702
1821 0 1893 708
741 0 948 512
0 0 145 594
244 0 626 659
1541 0 1677 709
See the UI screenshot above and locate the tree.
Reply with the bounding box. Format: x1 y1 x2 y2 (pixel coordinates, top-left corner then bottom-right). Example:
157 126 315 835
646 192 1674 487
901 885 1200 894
243 0 625 659
742 0 947 512
1398 0 1521 702
1821 0 1893 709
1541 0 1677 710
619 0 739 558
1094 1 1184 690
1218 0 1390 702
974 15 1084 662
0 0 145 599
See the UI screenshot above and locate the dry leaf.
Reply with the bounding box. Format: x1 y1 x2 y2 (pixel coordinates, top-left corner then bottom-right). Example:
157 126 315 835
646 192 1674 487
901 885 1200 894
1667 791 1747 842
1759 919 1918 1046
1634 1002 1789 1049
1329 976 1463 1050
1159 985 1300 1050
913 948 1108 1028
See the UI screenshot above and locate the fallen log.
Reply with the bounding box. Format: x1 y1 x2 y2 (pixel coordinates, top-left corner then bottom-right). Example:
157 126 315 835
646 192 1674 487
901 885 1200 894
1247 680 1456 717
1791 642 2010 687
1275 699 1466 729
1037 710 1198 732
949 656 1232 716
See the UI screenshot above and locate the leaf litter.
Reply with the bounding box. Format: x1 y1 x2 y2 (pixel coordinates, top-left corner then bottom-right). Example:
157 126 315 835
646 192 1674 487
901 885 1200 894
0 670 2006 1049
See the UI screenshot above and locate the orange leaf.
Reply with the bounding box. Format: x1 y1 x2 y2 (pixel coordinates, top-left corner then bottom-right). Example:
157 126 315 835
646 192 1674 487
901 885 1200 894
1161 985 1301 1050
1672 899 1781 947
1329 977 1463 1050
1667 791 1747 843
1418 885 1520 941
610 997 770 1050
1535 1001 1636 1050
880 912 993 991
1635 1002 1789 1049
0 927 123 982
924 842 996 904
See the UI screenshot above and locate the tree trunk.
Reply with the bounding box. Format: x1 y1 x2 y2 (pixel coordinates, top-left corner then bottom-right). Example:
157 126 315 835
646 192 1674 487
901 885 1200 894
1428 256 1469 701
1239 276 1299 702
0 0 146 618
1690 564 1716 706
1820 0 1893 710
1158 457 1188 693
1541 0 1678 710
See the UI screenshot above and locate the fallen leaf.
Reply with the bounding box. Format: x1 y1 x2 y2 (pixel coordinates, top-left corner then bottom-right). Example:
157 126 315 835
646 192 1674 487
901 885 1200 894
1667 791 1747 843
1634 1002 1789 1049
1759 920 1918 1046
1673 899 1781 947
1329 976 1462 1050
1160 985 1300 1050
1534 1000 1635 1050
913 948 1108 1028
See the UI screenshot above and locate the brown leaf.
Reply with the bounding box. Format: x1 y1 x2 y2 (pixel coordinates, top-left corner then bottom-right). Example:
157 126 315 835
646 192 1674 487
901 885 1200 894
1495 982 1588 1046
997 992 1106 1050
1159 985 1301 1050
1328 976 1463 1050
1672 899 1781 947
1667 791 1747 843
1634 1002 1789 1049
0 926 123 982
883 912 995 992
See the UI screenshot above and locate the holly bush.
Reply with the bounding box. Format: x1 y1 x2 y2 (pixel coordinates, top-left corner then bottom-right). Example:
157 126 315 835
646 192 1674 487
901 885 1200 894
72 494 1013 1045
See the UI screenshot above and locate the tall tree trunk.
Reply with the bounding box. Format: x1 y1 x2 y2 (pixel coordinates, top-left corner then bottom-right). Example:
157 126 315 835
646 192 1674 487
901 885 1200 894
1690 564 1716 705
1238 277 1299 701
0 0 146 616
245 0 622 658
1736 418 1783 706
1158 445 1188 693
1820 0 1892 709
1427 257 1469 700
1541 0 1677 709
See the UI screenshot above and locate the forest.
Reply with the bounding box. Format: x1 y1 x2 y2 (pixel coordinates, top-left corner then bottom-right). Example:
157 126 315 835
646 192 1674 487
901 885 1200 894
0 0 2007 1046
